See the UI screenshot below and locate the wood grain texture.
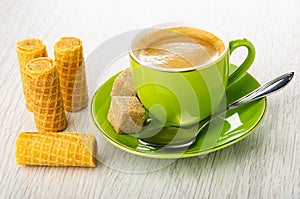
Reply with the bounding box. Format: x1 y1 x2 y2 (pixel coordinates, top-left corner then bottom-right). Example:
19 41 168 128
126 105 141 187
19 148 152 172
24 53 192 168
0 0 299 198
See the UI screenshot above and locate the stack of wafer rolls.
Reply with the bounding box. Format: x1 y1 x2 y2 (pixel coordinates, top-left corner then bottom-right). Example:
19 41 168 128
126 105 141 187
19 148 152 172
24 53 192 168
16 38 48 111
24 57 66 132
15 38 98 168
54 37 88 112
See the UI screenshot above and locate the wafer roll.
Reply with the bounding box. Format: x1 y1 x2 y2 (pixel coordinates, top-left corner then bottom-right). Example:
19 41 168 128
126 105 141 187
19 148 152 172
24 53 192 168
16 38 48 111
54 37 88 112
24 57 66 132
16 132 97 167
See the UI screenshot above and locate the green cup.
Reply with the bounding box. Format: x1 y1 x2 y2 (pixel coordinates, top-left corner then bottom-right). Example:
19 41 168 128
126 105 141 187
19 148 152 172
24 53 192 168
129 25 255 126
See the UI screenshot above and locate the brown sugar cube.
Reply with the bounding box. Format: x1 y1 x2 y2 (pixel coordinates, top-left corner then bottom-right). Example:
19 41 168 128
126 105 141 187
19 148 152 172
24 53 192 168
107 96 145 134
111 68 136 96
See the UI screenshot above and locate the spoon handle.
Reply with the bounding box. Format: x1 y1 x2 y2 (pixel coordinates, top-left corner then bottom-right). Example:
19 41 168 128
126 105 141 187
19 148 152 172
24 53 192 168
137 72 294 149
229 72 294 110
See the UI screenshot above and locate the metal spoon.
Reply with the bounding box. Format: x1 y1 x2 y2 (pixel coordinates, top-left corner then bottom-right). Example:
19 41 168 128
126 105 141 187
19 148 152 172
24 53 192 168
137 72 294 149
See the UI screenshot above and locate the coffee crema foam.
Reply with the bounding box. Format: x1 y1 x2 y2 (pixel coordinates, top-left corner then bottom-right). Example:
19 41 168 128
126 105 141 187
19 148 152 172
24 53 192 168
133 26 225 68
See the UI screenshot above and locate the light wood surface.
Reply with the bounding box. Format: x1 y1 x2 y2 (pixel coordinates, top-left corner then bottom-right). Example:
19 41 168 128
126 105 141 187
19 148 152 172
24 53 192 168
0 0 299 198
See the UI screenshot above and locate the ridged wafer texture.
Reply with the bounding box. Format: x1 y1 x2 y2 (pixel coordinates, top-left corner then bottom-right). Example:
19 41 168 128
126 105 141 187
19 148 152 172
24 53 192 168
16 38 48 111
24 57 67 132
16 132 97 167
54 37 88 112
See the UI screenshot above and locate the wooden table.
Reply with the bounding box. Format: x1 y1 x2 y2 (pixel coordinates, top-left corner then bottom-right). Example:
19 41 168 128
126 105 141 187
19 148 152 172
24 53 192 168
0 0 299 198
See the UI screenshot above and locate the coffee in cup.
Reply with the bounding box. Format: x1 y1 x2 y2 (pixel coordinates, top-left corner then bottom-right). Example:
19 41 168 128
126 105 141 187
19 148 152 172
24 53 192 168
133 26 225 69
130 25 255 126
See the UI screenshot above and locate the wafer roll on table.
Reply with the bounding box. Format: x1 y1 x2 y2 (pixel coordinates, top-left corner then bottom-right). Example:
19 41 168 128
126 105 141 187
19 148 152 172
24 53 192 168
24 57 67 132
16 38 48 111
16 132 97 167
54 37 88 112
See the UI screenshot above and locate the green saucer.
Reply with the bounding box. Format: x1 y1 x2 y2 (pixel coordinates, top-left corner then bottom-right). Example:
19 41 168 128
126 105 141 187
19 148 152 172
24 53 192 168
91 64 267 158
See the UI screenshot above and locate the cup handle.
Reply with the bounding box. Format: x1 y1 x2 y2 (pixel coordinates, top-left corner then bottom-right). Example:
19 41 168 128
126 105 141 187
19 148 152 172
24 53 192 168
227 39 255 87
